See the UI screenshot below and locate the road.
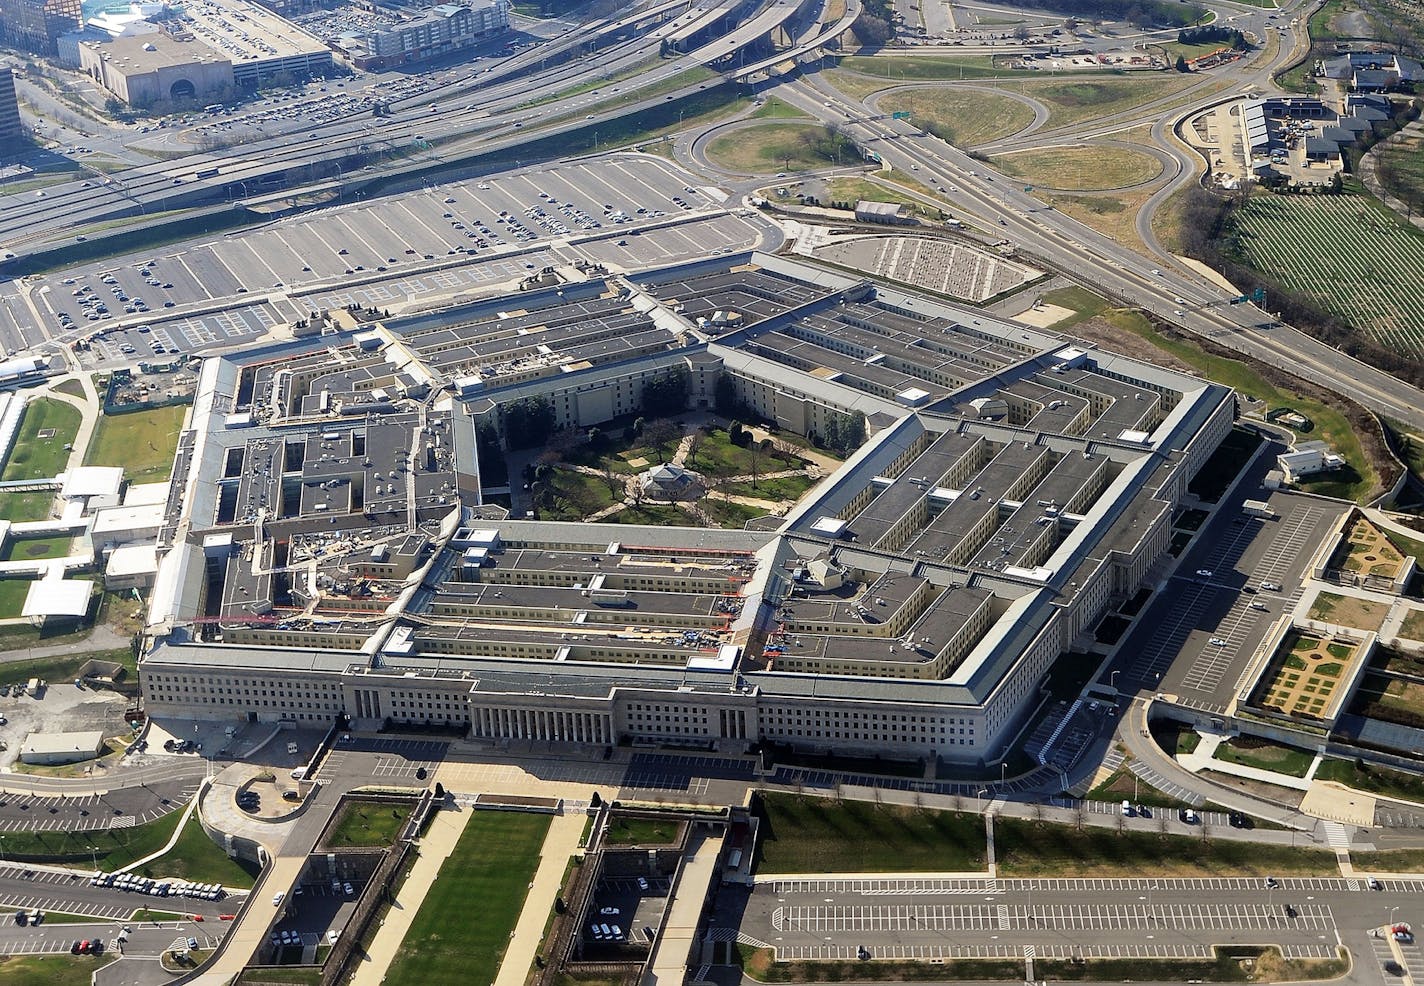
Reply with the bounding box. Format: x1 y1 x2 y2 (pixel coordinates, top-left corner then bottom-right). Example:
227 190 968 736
751 10 1424 430
726 873 1410 973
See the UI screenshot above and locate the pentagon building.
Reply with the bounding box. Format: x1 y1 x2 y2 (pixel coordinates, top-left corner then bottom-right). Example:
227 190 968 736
141 253 1232 766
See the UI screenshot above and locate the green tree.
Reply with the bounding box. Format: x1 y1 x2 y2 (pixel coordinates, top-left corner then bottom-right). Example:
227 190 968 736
502 397 556 450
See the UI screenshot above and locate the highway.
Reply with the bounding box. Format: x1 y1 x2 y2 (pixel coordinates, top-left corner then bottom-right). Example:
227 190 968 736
0 0 813 258
753 1 1424 430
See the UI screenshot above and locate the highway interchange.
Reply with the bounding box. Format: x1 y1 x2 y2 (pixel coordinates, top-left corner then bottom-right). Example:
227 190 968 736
4 0 1424 982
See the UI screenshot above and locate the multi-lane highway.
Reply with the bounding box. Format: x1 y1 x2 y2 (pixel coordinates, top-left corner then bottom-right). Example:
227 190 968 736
0 0 816 258
749 2 1424 431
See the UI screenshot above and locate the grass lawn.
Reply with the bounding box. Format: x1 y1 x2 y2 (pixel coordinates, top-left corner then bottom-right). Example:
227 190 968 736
84 403 188 482
885 88 1034 147
154 812 261 887
1315 758 1424 804
0 491 56 522
1086 766 1185 810
1211 738 1315 778
326 800 412 848
1041 286 1377 502
995 816 1335 876
1306 591 1388 631
595 503 689 526
830 54 1018 90
604 815 681 846
754 794 985 874
0 955 116 985
751 96 808 120
538 468 622 522
0 535 74 562
821 176 936 217
705 122 856 175
992 145 1162 191
383 811 550 986
687 428 803 479
1399 609 1424 641
1025 76 1196 130
719 474 816 502
0 648 137 685
1149 718 1202 757
0 579 33 618
1 399 82 481
702 498 767 529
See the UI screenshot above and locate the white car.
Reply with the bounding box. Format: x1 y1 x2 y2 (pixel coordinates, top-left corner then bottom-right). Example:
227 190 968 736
273 891 285 906
600 907 619 916
1209 637 1227 646
327 930 339 944
1196 569 1213 577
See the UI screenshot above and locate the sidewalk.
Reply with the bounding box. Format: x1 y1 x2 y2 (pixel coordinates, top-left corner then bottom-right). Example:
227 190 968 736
1174 729 1318 792
347 804 471 986
493 812 588 986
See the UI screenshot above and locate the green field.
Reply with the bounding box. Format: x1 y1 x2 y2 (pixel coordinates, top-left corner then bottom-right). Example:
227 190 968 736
326 800 412 848
1024 76 1197 130
0 491 56 522
705 122 859 175
701 498 768 529
595 503 689 526
0 954 116 986
755 793 1339 877
883 88 1035 147
0 579 33 619
755 794 986 873
0 535 74 562
0 802 255 886
1 399 82 481
1039 286 1377 502
84 403 189 482
383 811 550 986
992 145 1162 191
1211 738 1315 778
604 815 681 846
1229 194 1424 356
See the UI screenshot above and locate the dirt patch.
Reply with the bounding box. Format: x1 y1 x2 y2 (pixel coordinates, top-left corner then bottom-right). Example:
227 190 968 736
1067 315 1199 373
1197 770 1307 809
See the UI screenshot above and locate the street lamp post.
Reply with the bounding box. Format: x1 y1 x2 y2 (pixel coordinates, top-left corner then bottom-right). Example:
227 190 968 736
1110 670 1120 690
977 787 987 813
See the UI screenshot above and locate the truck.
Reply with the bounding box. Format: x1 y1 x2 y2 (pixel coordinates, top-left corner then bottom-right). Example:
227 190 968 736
26 678 43 698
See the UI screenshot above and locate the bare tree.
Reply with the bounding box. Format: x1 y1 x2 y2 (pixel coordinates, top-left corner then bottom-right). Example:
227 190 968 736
601 462 621 498
912 790 925 812
644 419 680 463
1073 801 1087 830
1157 811 1169 837
685 427 704 469
1032 801 1046 824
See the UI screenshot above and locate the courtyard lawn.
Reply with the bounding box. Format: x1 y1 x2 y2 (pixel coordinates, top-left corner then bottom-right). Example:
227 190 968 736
604 816 681 846
701 498 768 529
595 503 689 526
383 811 550 986
1212 738 1315 778
718 474 817 502
0 579 33 619
0 491 55 522
84 404 189 482
1306 591 1389 631
1 399 81 481
326 800 412 848
0 535 74 562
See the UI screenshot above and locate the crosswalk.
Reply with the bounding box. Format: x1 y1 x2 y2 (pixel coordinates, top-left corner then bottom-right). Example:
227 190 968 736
1323 821 1351 851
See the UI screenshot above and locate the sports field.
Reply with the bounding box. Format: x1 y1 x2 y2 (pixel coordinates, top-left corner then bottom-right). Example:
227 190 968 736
383 811 550 986
1230 194 1424 356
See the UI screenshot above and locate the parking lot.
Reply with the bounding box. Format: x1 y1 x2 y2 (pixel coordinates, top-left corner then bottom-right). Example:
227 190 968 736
732 872 1414 967
584 874 670 948
14 155 771 361
1112 483 1346 710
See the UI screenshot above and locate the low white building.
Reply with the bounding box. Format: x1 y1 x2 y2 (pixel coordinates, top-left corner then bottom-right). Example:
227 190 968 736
20 730 105 766
1277 441 1344 483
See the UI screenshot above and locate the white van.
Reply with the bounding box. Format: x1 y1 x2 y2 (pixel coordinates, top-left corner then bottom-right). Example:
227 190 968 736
290 767 306 780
